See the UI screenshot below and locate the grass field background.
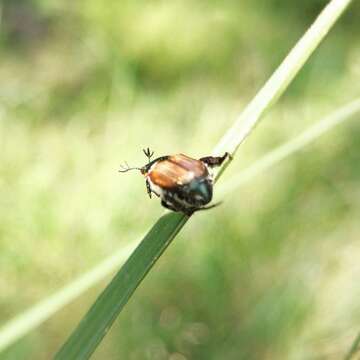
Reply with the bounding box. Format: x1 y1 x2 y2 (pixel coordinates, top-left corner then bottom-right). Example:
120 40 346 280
1 1 360 359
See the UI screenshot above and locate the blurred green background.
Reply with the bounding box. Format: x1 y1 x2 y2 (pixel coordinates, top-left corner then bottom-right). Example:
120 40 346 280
1 0 360 359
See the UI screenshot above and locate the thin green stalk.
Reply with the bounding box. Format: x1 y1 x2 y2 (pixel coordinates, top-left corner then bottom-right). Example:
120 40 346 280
213 0 353 179
344 331 360 360
55 213 187 360
217 98 360 197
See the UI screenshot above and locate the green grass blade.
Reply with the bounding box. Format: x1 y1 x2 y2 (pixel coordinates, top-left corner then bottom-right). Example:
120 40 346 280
213 0 353 158
55 212 187 360
53 0 352 358
344 331 360 360
217 98 360 197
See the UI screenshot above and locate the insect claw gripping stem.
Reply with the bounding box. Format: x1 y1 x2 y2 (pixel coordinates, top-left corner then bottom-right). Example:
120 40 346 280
199 152 230 168
198 202 223 212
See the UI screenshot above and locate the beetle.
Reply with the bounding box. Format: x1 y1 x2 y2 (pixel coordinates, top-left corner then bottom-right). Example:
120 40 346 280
119 148 230 216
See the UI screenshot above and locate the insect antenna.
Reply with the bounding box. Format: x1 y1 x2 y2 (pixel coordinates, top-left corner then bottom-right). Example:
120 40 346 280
143 147 154 164
118 161 142 173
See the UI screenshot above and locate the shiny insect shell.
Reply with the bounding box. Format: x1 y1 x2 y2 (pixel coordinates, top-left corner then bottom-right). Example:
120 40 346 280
119 149 229 216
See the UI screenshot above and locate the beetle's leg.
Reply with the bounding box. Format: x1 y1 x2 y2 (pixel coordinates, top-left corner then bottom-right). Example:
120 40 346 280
193 202 222 213
143 148 155 163
160 200 194 216
143 155 170 173
162 201 220 215
199 152 231 168
145 179 152 198
161 200 178 212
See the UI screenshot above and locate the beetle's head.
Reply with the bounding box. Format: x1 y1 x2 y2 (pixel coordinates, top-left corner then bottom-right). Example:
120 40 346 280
118 148 154 176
